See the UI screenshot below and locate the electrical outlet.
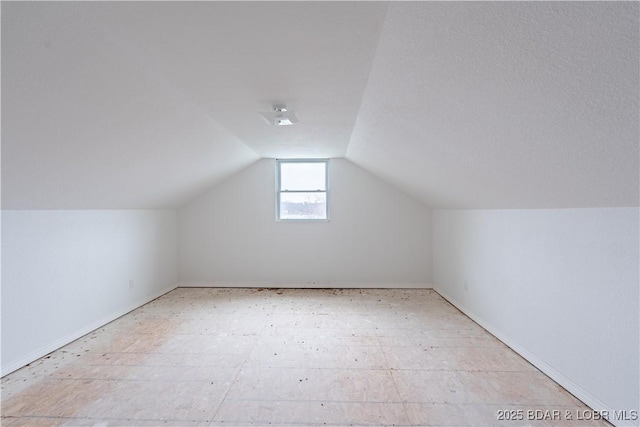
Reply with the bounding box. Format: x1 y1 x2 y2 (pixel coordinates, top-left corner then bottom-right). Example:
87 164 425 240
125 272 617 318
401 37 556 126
129 280 134 289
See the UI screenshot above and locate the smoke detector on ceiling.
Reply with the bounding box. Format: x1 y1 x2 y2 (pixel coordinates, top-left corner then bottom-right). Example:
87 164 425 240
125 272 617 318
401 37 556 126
260 104 299 126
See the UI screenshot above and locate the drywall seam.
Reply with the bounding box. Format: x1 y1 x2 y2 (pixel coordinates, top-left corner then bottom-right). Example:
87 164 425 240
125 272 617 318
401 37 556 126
1 283 177 377
177 281 433 289
433 286 637 427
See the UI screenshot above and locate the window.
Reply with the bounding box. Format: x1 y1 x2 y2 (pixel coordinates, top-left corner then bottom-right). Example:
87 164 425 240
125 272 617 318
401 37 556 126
277 159 328 221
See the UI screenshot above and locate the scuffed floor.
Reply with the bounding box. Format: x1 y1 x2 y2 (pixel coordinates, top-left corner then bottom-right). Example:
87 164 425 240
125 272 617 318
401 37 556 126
1 288 609 426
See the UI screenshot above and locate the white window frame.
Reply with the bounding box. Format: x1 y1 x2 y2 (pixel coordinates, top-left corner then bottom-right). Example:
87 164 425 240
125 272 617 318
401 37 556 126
276 159 329 222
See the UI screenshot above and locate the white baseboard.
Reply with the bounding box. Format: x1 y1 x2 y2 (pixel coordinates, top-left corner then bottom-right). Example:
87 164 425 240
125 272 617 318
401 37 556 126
177 281 432 289
433 286 638 427
1 284 177 377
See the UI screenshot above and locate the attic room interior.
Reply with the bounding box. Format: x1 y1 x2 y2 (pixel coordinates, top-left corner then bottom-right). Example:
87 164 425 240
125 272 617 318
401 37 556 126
1 1 638 426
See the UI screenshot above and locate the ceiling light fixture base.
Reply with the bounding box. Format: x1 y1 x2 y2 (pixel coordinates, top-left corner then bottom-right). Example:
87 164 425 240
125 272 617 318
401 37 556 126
260 104 298 126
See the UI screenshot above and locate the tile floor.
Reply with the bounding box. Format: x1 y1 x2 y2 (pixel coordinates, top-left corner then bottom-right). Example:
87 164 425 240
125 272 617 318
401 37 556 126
1 288 610 426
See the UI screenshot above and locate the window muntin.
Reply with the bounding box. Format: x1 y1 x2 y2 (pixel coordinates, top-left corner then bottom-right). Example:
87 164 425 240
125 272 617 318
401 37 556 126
277 159 328 221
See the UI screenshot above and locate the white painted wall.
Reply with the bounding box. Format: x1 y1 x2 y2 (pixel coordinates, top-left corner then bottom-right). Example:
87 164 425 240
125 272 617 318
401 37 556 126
432 208 639 426
1 210 178 375
179 158 431 287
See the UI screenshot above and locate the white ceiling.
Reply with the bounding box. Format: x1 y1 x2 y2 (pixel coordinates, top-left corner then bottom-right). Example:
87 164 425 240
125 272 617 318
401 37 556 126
348 1 639 208
2 1 638 209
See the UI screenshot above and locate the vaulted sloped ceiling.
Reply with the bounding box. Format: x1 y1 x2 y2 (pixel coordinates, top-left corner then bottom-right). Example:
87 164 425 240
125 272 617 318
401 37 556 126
2 2 638 210
348 2 639 208
1 1 387 209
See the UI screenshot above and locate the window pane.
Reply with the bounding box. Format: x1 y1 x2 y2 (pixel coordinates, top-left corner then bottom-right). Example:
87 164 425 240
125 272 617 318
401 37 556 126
280 162 326 191
279 192 327 220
